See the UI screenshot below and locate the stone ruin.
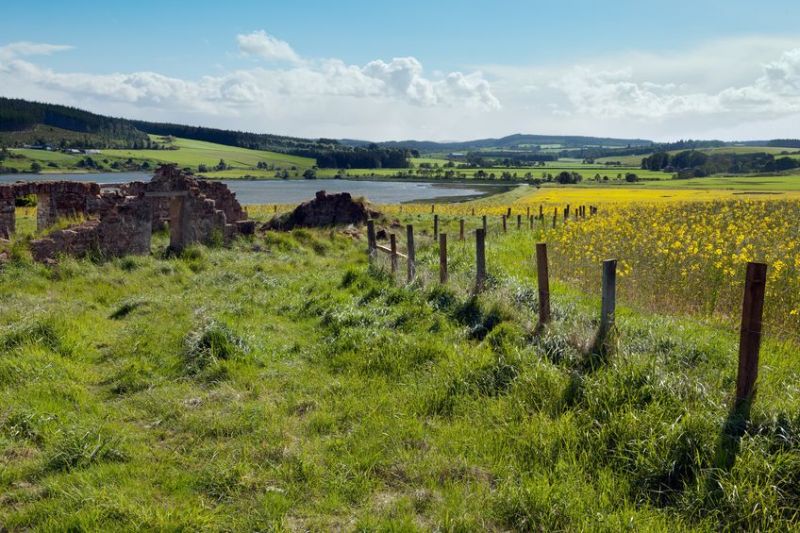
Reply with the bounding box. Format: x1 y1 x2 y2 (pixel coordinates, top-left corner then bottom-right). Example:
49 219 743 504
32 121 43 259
0 164 256 262
267 190 379 230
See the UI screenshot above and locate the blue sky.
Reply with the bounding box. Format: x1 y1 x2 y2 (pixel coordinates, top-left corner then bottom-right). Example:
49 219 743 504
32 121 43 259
1 0 799 140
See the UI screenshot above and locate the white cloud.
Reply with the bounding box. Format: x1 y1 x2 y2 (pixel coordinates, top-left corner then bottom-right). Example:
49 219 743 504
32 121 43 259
0 41 73 61
236 30 301 64
2 35 800 141
0 34 500 136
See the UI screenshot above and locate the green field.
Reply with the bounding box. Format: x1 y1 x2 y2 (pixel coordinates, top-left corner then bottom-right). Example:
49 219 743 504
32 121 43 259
5 139 800 195
1 208 800 530
3 137 314 175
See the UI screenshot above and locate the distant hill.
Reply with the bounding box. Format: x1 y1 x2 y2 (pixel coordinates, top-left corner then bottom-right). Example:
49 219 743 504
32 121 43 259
342 133 654 154
1 97 797 167
0 98 151 148
0 98 415 169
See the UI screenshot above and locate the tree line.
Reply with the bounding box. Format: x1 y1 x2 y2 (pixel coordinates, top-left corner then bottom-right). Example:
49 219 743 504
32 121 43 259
0 97 150 148
315 146 415 169
641 150 800 177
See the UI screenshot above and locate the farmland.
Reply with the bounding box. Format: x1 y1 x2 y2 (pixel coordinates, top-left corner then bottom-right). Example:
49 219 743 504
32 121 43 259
2 190 800 529
6 134 800 196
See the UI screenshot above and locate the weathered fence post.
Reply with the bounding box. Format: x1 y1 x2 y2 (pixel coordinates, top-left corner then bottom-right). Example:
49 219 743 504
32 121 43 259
502 215 507 233
597 259 617 351
434 214 439 239
471 207 475 216
367 220 377 262
431 204 435 213
539 205 543 218
482 215 488 235
475 228 486 293
459 219 465 241
406 224 416 283
735 262 767 406
517 214 522 229
439 233 448 284
552 213 556 229
507 207 511 217
527 206 530 218
390 233 398 274
536 243 551 326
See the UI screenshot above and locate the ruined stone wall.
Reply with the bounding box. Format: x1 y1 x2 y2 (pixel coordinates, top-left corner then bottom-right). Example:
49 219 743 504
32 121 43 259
0 189 15 239
0 181 102 237
268 190 377 230
196 180 246 223
30 196 152 262
5 164 252 261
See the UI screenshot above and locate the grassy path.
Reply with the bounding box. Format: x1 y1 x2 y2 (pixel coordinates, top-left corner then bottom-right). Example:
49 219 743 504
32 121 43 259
1 222 799 530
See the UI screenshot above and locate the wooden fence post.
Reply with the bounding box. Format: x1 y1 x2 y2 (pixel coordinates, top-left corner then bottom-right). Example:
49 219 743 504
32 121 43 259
598 259 617 348
552 213 556 229
390 234 398 274
406 224 416 283
431 204 435 213
482 215 488 235
539 205 543 218
439 233 448 284
471 207 475 216
367 220 377 262
502 215 507 233
536 243 551 326
459 219 465 241
526 206 530 218
434 214 439 239
475 228 486 293
506 207 511 217
517 214 522 229
736 262 767 406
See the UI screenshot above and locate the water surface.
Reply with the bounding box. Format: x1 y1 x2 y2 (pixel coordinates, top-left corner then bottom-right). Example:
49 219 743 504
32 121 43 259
0 173 506 205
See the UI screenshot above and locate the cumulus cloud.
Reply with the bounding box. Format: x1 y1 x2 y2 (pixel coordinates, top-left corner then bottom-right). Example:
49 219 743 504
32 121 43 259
362 57 499 109
0 33 500 122
3 34 800 140
237 30 302 64
518 43 800 126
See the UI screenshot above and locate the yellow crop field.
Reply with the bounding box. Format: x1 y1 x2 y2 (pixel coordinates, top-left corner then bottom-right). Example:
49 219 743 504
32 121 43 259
380 189 800 341
537 199 800 340
380 186 800 216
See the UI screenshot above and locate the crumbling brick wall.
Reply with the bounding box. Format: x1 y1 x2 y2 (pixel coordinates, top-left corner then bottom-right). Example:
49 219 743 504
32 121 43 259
6 164 252 261
30 196 153 262
267 190 378 230
0 181 101 238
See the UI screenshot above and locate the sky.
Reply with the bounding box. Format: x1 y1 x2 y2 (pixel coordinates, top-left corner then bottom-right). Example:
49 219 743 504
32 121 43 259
1 0 799 142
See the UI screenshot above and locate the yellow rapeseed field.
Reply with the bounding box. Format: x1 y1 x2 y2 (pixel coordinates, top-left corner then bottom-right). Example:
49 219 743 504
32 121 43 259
540 199 800 340
381 185 800 216
382 187 800 340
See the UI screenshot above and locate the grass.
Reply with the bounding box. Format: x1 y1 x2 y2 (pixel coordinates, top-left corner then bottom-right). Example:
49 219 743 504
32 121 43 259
103 137 314 171
1 205 800 530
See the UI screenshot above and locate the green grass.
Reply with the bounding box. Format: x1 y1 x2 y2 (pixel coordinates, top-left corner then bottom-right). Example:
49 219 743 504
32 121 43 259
3 136 315 175
1 209 800 530
103 137 314 171
630 174 800 191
